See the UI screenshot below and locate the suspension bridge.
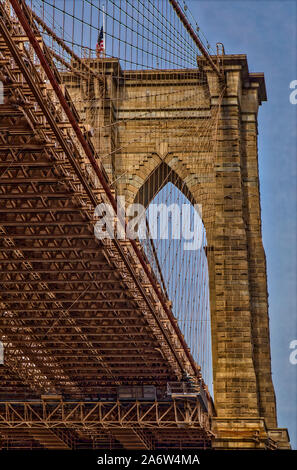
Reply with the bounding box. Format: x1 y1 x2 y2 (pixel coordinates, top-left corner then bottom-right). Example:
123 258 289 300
0 0 290 450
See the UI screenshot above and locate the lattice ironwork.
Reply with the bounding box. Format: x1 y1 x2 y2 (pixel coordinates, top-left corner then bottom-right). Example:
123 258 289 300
0 0 225 449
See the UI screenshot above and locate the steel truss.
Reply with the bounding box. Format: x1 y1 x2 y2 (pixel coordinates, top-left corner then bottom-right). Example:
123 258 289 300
0 399 211 430
0 1 214 450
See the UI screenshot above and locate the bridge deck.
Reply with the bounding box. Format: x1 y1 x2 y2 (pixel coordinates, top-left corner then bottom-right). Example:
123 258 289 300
0 4 212 449
0 400 212 449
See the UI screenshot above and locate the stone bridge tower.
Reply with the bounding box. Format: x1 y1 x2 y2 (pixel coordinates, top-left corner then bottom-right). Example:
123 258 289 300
63 54 290 449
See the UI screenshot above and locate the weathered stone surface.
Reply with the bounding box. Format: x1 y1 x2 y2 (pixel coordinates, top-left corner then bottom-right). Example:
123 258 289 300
64 54 290 449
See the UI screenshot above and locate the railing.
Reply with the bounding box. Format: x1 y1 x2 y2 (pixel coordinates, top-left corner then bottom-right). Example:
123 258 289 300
0 400 212 431
167 381 209 412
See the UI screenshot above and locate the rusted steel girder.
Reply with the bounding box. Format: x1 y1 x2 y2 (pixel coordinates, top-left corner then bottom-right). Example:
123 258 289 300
0 400 211 430
0 2 183 380
6 0 202 380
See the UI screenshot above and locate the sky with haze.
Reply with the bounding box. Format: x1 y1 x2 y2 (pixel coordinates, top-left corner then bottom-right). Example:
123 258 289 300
188 0 297 449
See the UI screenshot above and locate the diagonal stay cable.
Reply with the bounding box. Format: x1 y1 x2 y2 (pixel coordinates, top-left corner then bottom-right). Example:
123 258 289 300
3 0 200 378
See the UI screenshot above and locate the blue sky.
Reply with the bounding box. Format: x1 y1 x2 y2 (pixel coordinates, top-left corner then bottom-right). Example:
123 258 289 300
187 0 297 448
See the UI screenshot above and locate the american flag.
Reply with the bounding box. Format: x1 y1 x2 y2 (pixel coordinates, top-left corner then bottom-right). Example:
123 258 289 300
96 26 104 56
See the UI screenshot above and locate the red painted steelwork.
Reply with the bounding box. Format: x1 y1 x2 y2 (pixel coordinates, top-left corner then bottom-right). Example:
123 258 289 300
8 0 202 380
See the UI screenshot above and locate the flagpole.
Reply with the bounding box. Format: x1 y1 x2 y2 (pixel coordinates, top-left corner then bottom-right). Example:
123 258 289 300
102 4 106 58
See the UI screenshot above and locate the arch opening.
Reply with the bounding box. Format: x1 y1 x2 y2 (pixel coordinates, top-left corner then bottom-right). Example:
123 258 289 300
134 163 213 392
